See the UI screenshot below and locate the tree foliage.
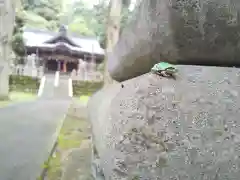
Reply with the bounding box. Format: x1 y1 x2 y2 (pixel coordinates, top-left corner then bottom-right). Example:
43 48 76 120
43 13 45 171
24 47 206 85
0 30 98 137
90 1 109 47
11 12 26 57
18 0 62 31
63 0 133 48
68 17 95 36
15 0 134 50
11 33 26 57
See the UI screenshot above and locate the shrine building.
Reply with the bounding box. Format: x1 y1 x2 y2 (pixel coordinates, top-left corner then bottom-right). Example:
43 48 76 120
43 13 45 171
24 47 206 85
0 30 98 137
22 25 104 73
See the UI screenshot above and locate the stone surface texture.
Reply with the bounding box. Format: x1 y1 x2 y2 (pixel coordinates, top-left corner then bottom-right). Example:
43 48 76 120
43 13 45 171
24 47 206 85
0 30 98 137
108 0 240 81
88 65 240 180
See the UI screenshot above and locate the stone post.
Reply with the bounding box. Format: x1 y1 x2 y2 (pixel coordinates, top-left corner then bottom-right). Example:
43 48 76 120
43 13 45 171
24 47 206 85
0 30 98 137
57 60 61 71
91 57 96 72
83 61 88 81
0 61 9 99
0 37 10 99
0 0 15 99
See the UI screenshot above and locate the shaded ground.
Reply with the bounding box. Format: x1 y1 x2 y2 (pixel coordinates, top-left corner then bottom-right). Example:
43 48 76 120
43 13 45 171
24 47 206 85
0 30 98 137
46 99 93 180
0 75 92 180
0 76 71 180
0 99 70 180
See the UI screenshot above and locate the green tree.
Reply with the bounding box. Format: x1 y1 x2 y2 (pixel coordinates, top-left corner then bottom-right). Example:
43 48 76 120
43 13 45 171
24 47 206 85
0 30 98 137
19 0 63 31
68 17 95 36
11 12 26 57
16 0 133 44
91 1 108 48
11 33 26 57
33 7 58 21
103 0 133 85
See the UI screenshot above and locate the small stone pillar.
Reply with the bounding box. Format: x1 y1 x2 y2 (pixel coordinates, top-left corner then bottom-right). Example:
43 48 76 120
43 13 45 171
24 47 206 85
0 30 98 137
91 57 96 72
57 60 61 71
82 61 87 81
77 59 81 76
0 62 9 100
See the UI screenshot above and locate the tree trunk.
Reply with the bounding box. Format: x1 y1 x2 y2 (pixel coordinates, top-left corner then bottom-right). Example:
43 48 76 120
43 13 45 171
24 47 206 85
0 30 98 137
0 0 15 99
104 0 122 86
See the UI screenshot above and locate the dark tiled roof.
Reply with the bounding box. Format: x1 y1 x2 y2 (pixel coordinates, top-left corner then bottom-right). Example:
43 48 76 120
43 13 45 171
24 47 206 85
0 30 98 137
23 28 104 55
23 28 98 40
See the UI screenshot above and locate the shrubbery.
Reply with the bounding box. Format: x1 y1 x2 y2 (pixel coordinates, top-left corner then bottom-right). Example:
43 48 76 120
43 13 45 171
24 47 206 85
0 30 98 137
72 81 103 96
9 75 40 93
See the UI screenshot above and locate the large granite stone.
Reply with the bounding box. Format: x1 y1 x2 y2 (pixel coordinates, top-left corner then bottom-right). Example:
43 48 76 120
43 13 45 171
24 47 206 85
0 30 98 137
108 0 240 81
88 65 240 179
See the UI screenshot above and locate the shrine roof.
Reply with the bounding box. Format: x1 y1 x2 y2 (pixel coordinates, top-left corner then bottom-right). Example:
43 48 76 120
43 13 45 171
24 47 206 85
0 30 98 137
23 28 104 56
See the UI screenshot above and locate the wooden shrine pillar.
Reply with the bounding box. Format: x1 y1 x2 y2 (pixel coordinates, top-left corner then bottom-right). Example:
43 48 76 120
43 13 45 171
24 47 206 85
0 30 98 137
63 61 67 73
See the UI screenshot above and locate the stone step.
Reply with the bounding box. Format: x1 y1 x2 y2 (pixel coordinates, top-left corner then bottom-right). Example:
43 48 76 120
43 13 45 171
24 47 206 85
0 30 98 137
54 78 70 99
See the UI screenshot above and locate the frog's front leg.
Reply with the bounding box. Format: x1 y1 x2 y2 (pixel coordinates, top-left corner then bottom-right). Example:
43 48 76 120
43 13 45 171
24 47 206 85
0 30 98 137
160 71 169 77
154 71 163 76
152 70 166 77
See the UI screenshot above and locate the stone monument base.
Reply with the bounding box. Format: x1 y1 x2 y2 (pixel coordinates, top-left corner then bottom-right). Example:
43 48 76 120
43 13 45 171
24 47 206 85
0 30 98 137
88 65 240 179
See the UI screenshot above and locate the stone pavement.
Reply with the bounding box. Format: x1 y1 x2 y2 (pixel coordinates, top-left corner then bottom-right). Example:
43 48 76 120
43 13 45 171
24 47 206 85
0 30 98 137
0 75 71 180
40 74 70 99
40 74 56 99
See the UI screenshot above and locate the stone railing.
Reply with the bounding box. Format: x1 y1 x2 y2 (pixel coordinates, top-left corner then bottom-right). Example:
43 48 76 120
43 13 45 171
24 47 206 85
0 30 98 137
10 65 44 78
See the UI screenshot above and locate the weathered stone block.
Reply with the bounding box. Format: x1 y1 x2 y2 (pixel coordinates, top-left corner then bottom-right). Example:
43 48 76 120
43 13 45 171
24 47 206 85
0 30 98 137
88 65 240 179
108 0 240 81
